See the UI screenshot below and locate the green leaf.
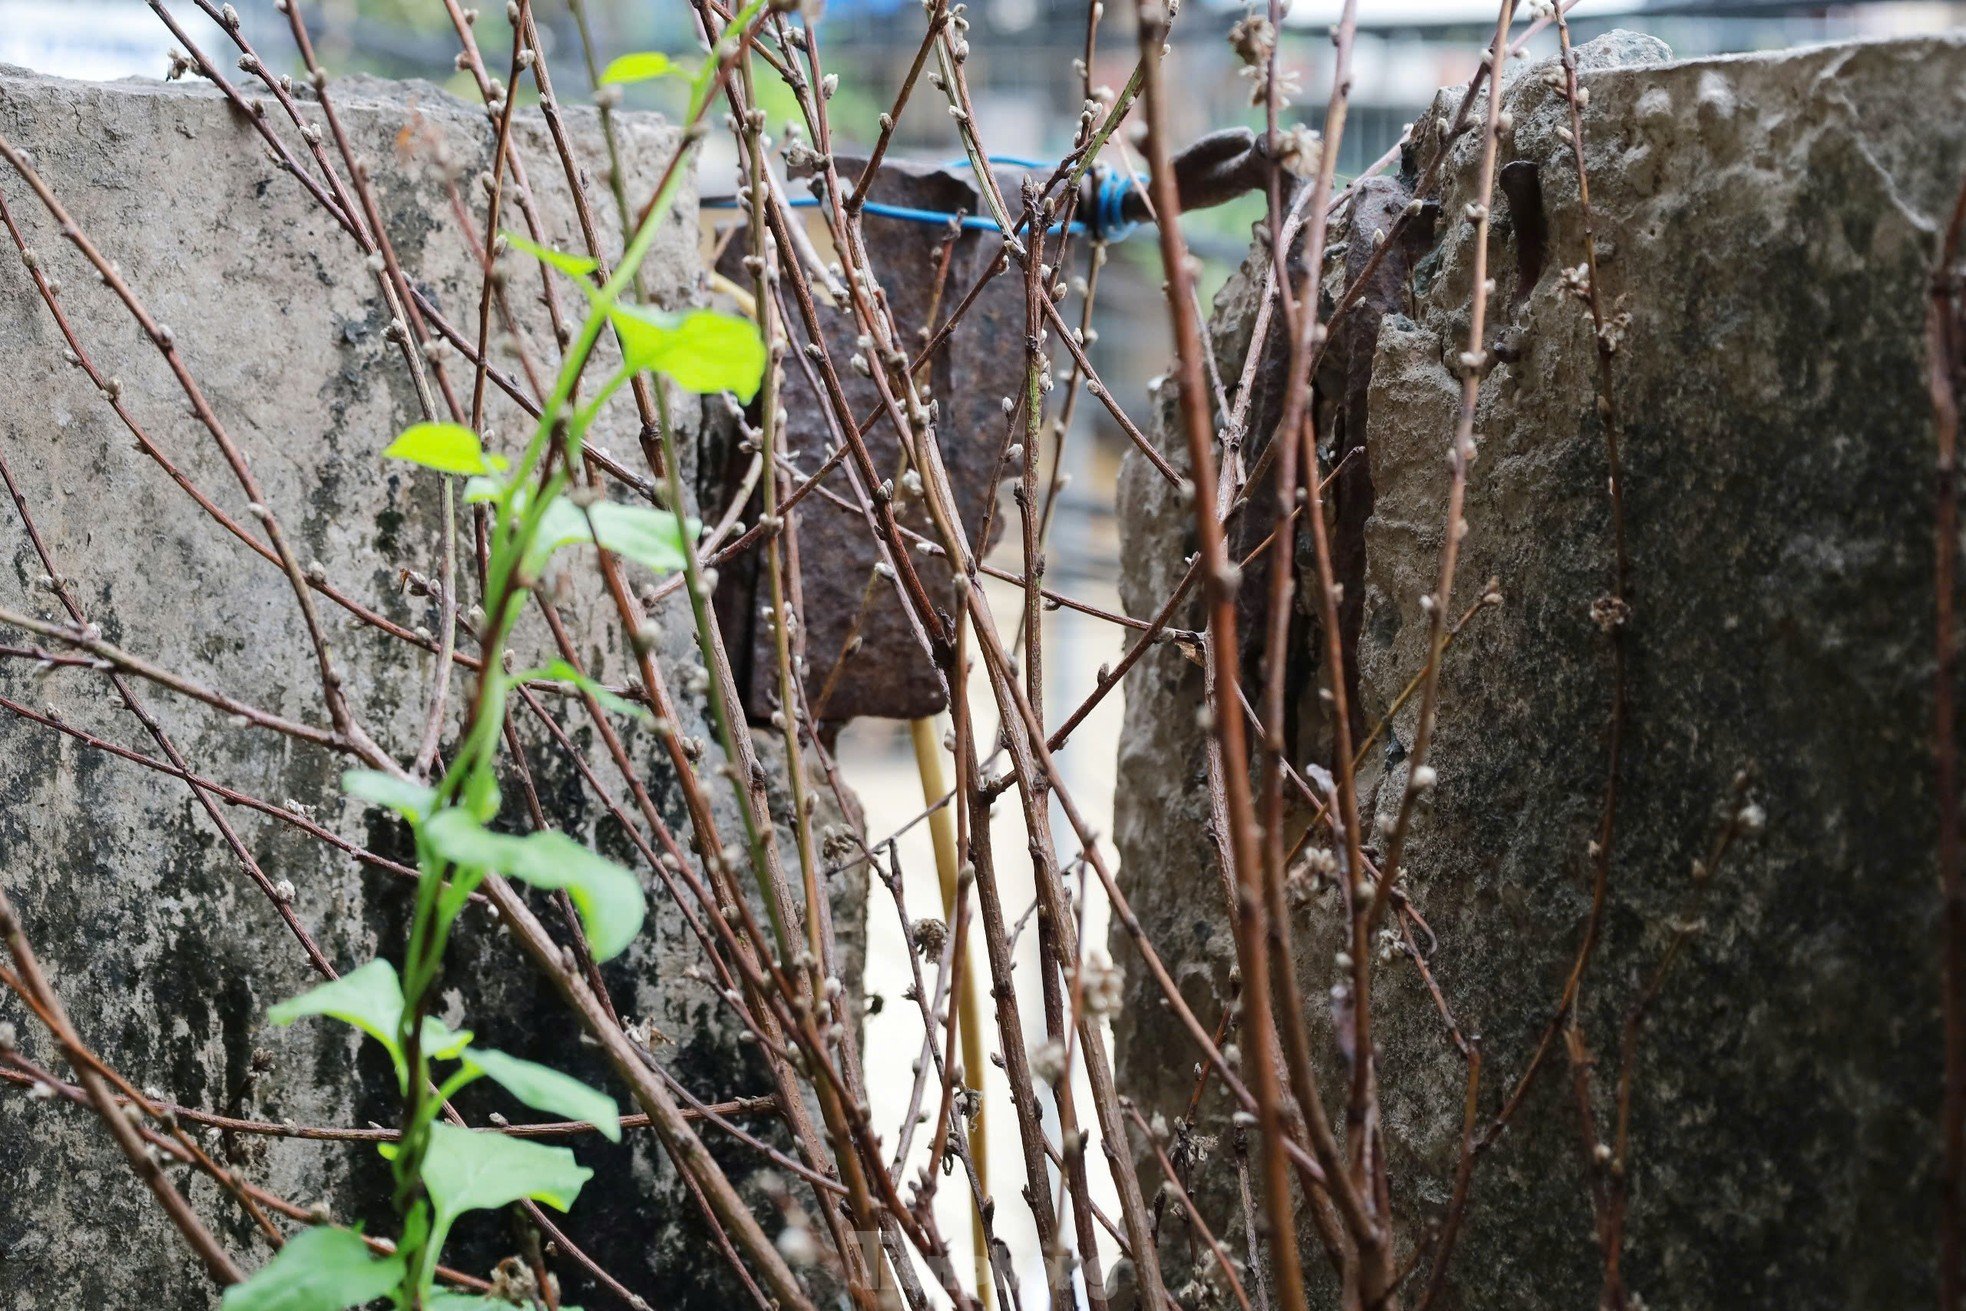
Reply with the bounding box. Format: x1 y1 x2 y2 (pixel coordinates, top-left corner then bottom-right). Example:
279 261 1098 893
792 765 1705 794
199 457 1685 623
527 495 602 575
532 658 653 724
462 1045 622 1141
609 305 766 401
586 502 695 573
420 1123 592 1251
598 51 682 85
269 960 471 1071
382 422 507 476
475 484 693 580
341 769 434 822
269 960 406 1058
463 766 502 825
421 810 645 961
502 230 600 280
530 495 696 577
220 1225 405 1311
422 1016 476 1061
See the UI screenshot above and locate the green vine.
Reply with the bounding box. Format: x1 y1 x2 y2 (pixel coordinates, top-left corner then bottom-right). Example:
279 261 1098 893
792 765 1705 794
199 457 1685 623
220 24 768 1308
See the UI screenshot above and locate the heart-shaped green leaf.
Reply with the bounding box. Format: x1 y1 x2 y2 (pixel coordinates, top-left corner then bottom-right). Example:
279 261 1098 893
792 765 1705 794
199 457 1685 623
519 658 653 724
530 495 696 577
598 51 683 85
462 765 502 825
421 1016 476 1061
269 960 472 1074
341 770 435 822
382 423 507 476
220 1224 405 1311
419 1123 592 1256
502 231 600 280
584 501 695 574
609 305 765 401
421 810 645 961
461 1045 621 1141
268 960 406 1056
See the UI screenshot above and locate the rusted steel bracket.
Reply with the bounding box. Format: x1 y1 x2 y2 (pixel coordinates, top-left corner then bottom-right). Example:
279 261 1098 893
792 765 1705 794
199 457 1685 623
710 140 1294 728
1096 126 1278 226
713 157 1032 726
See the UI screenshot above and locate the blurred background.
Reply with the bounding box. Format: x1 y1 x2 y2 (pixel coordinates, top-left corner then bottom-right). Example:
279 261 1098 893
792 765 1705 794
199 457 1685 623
5 0 1961 1301
15 0 1965 236
11 0 1964 555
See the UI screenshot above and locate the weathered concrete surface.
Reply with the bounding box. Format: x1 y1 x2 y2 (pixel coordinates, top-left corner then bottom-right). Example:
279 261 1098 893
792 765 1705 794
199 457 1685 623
0 69 858 1308
1114 32 1966 1308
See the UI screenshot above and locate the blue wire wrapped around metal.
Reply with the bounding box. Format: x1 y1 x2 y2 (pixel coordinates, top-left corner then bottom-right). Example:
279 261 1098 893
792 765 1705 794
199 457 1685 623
701 156 1141 241
1091 165 1141 242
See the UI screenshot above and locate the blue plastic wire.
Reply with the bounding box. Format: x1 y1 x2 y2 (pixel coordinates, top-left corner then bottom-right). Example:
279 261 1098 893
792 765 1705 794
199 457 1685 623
702 156 1141 241
941 154 1049 170
1092 166 1141 243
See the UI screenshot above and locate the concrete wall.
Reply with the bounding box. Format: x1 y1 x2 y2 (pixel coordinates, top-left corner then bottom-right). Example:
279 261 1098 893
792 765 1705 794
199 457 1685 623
1113 32 1966 1308
0 68 854 1308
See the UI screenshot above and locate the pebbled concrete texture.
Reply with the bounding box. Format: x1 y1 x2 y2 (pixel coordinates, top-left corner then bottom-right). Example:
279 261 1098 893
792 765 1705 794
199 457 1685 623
1114 31 1966 1308
0 68 859 1307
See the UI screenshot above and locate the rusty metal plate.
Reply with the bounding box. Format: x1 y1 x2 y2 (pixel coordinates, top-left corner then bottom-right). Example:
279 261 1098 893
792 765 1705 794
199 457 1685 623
714 156 1030 725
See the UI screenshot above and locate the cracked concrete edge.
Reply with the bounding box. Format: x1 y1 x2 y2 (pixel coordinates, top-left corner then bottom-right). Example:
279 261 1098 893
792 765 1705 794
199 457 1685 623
0 65 858 1309
1112 29 1966 1309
